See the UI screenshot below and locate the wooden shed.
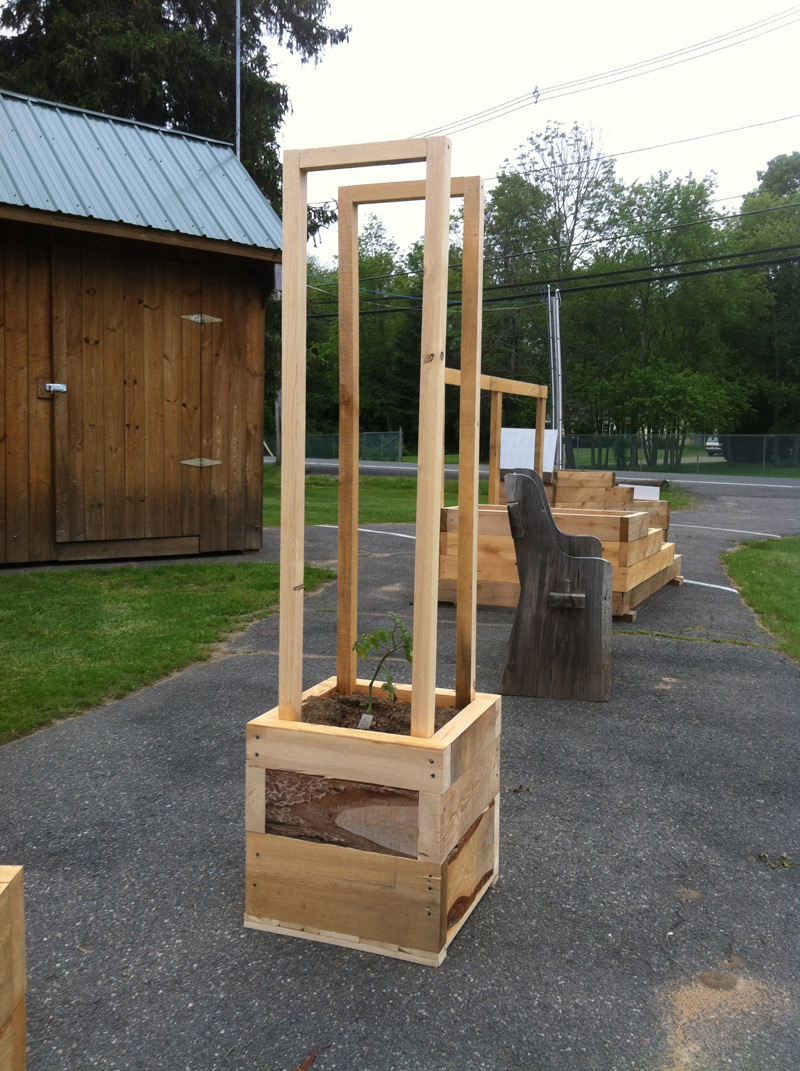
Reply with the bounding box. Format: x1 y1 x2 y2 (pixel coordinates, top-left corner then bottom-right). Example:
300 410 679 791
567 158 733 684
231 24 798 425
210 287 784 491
0 90 281 565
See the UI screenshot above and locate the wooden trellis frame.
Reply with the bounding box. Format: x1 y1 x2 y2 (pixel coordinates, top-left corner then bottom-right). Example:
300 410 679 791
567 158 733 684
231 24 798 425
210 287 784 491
246 140 500 964
336 174 485 712
279 137 476 735
443 370 549 503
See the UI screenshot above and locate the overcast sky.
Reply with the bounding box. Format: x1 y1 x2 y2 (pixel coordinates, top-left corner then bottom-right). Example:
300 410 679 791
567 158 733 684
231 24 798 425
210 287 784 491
270 0 800 259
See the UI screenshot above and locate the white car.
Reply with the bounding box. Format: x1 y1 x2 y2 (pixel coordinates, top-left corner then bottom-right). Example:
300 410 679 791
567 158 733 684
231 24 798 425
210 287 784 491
705 435 723 456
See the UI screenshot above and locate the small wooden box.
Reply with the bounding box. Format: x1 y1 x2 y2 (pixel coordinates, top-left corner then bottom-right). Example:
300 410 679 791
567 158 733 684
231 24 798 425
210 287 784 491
0 866 26 1071
245 678 501 966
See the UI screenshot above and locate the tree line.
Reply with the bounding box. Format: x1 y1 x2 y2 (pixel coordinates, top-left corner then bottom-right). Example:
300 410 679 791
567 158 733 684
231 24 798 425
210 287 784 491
301 124 800 453
0 4 796 451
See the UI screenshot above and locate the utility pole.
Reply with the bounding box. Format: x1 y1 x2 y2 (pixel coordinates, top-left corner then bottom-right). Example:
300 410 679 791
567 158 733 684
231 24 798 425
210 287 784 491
235 0 241 158
547 286 563 469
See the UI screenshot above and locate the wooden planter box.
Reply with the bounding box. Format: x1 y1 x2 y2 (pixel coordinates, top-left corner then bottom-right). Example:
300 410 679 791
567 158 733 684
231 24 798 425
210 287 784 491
439 503 682 618
245 678 500 966
0 866 26 1071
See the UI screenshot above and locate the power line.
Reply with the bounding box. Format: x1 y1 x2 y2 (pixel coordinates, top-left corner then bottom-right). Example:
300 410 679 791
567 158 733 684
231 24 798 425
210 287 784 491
307 251 800 319
305 199 800 296
413 7 800 137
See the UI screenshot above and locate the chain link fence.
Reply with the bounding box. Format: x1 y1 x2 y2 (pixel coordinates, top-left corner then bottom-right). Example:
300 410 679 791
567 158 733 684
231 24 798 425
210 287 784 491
264 430 404 463
562 433 800 475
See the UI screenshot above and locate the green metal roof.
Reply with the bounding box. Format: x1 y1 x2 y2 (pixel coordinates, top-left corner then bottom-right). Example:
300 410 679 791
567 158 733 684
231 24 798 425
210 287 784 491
0 89 282 252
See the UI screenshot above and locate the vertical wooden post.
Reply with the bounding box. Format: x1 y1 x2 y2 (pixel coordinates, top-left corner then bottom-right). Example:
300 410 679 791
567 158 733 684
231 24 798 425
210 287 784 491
278 151 307 721
487 389 503 504
455 177 484 708
534 395 546 477
411 137 452 738
337 191 360 693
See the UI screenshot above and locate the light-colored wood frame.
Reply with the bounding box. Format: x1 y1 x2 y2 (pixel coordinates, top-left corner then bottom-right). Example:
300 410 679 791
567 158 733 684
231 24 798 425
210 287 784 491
443 369 548 502
0 865 26 1071
334 174 485 713
278 137 487 738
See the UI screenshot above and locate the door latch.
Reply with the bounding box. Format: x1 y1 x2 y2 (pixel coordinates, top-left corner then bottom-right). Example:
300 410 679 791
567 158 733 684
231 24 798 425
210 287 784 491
45 383 67 394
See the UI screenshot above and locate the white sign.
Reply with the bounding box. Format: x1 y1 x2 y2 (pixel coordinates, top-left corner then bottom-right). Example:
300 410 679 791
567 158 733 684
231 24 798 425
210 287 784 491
500 428 559 473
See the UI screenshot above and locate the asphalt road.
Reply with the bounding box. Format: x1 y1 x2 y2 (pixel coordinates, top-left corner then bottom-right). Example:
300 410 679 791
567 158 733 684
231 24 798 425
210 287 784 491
1 474 798 1071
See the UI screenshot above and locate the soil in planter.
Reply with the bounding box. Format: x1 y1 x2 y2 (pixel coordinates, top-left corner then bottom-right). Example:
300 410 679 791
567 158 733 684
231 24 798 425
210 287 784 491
302 692 460 735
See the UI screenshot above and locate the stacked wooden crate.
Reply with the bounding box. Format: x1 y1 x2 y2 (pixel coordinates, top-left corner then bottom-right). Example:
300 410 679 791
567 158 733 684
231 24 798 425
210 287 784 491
439 470 682 620
0 866 25 1071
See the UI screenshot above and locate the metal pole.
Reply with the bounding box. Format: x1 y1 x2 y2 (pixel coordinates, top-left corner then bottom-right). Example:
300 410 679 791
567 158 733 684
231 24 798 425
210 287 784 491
546 285 557 467
235 0 241 159
552 289 563 469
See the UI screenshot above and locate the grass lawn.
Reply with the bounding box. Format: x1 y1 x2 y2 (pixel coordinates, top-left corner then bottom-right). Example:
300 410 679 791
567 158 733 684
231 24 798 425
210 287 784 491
263 464 482 526
0 561 333 744
722 537 800 663
263 463 687 527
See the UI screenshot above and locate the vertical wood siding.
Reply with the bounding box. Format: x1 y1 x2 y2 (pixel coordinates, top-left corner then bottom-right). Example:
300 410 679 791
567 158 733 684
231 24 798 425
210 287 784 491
0 224 268 564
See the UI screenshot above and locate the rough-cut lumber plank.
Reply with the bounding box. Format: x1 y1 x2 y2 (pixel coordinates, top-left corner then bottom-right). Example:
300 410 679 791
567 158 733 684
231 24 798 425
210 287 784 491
82 250 107 542
298 139 429 171
262 770 418 857
552 469 615 489
143 257 167 540
55 536 199 561
454 176 484 708
342 176 467 207
0 237 6 563
500 473 612 701
247 715 447 792
26 240 55 562
246 834 444 952
600 528 664 570
534 396 546 477
244 272 266 551
3 242 30 562
411 136 451 738
245 766 266 834
278 150 307 721
442 367 547 399
0 866 25 1047
438 693 501 784
224 275 248 549
554 485 635 508
243 917 445 966
551 509 650 542
439 577 518 608
179 265 202 539
614 542 676 593
123 255 147 540
418 736 500 861
0 998 26 1071
336 190 360 694
612 554 682 616
1 203 281 263
445 800 497 934
488 390 503 505
635 498 670 535
101 252 126 543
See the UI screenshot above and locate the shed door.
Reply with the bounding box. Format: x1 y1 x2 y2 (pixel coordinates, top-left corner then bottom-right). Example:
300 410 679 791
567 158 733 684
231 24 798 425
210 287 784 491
52 245 202 545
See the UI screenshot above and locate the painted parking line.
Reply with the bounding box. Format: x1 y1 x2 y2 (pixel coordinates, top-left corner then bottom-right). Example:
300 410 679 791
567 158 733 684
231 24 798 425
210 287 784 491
672 523 781 538
670 478 798 490
318 524 416 540
682 579 738 593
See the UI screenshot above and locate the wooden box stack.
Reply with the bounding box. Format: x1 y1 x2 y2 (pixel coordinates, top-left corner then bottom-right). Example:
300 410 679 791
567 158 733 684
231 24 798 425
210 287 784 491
439 470 682 620
245 678 500 966
0 866 26 1071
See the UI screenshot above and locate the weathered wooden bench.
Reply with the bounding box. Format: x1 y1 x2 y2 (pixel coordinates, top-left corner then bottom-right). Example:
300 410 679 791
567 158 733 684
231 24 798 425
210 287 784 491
499 472 612 702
